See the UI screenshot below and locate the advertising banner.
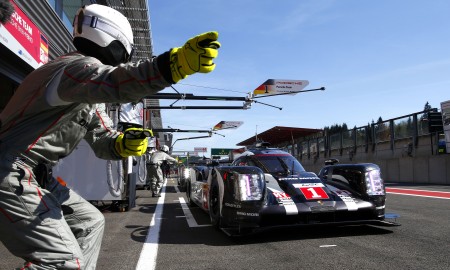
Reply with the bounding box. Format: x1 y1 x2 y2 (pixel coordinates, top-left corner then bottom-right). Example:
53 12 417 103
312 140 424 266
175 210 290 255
253 79 309 96
194 147 207 152
441 100 450 153
212 121 243 131
0 1 49 69
211 148 235 156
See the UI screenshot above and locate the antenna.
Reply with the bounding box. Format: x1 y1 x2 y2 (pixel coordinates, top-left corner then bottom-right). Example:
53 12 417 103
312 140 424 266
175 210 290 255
255 125 258 141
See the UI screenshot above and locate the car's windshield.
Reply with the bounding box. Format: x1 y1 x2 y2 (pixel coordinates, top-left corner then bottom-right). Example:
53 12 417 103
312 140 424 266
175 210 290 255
252 154 305 175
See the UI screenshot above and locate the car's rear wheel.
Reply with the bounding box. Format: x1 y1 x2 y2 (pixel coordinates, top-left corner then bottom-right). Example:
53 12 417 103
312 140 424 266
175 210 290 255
209 178 222 228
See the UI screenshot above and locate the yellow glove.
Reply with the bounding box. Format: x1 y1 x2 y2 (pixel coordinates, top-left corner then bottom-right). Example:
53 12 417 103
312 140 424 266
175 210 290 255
115 128 153 157
170 31 221 83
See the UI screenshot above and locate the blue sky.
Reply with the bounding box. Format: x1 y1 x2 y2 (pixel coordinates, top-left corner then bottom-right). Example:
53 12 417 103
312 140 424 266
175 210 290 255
147 0 450 155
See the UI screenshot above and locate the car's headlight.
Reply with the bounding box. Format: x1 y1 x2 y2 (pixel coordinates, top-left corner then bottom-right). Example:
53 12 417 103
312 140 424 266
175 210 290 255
236 173 264 201
365 169 384 195
183 168 189 179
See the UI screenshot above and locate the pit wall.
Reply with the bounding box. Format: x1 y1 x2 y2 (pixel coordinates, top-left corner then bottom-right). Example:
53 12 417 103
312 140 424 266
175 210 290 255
298 136 450 185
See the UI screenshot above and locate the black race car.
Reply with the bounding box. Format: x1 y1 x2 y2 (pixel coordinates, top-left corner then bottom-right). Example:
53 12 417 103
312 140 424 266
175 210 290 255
185 142 399 235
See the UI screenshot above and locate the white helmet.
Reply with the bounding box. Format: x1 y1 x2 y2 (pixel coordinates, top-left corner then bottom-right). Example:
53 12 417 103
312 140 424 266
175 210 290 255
73 4 134 62
161 145 170 152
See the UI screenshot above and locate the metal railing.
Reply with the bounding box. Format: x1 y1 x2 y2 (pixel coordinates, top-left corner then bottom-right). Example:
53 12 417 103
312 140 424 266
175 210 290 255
281 109 444 161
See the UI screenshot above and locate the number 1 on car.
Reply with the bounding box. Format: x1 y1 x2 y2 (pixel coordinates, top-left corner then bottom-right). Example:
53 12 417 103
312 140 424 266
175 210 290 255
299 187 329 200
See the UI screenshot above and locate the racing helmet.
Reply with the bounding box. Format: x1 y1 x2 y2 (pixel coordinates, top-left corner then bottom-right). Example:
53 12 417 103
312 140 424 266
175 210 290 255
73 4 134 66
160 145 170 152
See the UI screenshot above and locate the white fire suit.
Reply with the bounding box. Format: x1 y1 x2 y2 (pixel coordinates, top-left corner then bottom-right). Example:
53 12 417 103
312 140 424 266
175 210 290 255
146 151 177 195
0 51 171 269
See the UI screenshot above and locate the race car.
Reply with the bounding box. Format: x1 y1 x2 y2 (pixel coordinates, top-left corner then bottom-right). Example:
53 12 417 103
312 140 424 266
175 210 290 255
185 142 399 235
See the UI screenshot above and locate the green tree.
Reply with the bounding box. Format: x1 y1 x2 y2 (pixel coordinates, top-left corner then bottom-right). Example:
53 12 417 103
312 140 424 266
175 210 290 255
424 101 432 112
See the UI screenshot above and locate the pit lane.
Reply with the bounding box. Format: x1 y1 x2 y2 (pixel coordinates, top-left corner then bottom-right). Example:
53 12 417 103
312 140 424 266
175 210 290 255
1 178 449 270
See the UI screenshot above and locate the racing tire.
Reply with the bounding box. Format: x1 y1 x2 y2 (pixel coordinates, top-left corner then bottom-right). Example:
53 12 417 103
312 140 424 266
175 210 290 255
178 178 186 192
186 181 196 207
209 178 222 229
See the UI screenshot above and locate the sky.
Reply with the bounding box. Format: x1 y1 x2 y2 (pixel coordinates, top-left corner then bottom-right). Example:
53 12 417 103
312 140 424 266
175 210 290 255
147 0 450 156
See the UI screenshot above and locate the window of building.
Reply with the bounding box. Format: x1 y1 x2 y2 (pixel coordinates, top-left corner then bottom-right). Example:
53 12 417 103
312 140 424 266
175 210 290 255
47 0 94 32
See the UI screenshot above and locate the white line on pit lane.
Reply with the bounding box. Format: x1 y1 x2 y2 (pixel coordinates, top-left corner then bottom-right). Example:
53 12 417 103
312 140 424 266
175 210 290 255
320 245 337 248
135 182 167 270
174 181 211 227
179 197 211 228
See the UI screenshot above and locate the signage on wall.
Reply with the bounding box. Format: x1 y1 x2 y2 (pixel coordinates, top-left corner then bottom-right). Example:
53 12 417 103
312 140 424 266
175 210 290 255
441 100 450 153
211 148 235 156
0 1 49 69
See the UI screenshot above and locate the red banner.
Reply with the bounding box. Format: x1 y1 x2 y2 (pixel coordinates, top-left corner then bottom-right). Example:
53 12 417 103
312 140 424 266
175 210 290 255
0 1 49 68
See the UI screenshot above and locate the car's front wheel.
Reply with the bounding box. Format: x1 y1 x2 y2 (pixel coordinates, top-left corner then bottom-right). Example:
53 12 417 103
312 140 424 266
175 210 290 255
209 178 222 228
178 177 186 192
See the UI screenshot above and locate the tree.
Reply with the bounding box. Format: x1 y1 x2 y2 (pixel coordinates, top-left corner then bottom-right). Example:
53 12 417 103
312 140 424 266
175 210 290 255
423 101 432 112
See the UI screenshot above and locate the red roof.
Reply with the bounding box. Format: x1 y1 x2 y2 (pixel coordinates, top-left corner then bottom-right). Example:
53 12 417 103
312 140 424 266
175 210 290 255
236 126 322 146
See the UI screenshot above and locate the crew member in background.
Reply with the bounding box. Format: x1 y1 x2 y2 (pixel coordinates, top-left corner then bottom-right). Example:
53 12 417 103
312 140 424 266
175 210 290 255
147 145 178 197
118 101 144 131
117 101 145 167
0 3 220 269
144 143 157 190
161 159 171 180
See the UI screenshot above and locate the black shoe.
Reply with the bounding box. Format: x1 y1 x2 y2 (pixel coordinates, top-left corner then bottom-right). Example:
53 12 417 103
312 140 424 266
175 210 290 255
152 193 157 197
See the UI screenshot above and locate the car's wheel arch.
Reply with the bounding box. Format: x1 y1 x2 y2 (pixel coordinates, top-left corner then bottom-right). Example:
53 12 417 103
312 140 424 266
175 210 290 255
208 168 225 228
